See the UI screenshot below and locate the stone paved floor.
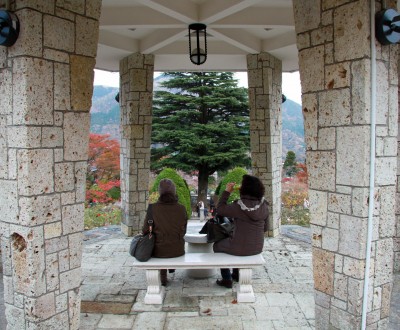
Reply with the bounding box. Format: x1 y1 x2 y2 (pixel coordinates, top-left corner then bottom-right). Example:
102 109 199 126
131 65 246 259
80 222 315 330
1 222 399 329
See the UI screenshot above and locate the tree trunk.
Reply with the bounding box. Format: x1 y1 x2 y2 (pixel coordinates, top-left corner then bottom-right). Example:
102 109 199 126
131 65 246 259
197 167 208 206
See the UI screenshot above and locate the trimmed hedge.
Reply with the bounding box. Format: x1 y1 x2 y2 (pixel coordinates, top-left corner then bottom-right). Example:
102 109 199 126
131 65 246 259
150 168 192 218
217 167 248 203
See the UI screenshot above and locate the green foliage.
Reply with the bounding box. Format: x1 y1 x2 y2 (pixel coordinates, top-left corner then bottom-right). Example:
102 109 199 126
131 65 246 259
107 186 121 200
283 150 298 177
151 72 250 200
281 207 310 227
150 168 192 218
215 180 222 196
217 167 248 203
84 204 121 230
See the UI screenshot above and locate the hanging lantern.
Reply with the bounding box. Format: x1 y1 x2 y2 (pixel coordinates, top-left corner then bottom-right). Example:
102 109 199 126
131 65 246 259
188 23 207 65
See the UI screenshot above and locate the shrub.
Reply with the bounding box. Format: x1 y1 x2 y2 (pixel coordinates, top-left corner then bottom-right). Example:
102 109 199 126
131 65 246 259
218 167 248 203
84 204 121 230
86 180 120 204
150 168 192 218
281 207 310 227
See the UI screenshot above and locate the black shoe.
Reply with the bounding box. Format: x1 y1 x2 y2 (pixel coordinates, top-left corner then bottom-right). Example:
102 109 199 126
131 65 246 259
160 270 167 286
216 279 233 288
232 269 239 282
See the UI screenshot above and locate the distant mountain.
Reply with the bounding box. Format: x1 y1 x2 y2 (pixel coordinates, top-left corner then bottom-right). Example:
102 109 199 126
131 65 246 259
90 84 305 162
282 99 305 161
90 86 120 139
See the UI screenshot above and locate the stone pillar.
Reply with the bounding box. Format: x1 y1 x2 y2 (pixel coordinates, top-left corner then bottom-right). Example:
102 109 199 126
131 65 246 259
0 1 101 328
247 53 283 237
120 53 154 236
395 56 400 273
294 1 397 329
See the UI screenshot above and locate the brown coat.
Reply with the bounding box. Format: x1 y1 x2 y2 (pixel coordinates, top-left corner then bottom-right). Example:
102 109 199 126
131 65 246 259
142 198 188 258
213 191 269 256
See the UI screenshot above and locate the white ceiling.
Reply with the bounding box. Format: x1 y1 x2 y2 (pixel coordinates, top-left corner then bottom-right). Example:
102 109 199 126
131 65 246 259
97 0 298 72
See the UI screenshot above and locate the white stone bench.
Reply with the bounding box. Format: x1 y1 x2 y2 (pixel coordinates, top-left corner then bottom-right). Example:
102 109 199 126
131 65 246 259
132 252 265 304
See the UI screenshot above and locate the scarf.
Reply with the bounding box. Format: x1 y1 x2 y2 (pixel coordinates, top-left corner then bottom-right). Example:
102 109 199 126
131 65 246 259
237 197 265 211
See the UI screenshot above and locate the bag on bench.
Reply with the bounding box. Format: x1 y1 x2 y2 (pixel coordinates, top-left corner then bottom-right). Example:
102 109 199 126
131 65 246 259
199 215 234 243
129 223 154 261
129 206 155 261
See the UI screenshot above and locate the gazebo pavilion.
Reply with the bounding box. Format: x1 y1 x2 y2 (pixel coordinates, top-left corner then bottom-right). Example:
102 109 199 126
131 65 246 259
0 0 399 328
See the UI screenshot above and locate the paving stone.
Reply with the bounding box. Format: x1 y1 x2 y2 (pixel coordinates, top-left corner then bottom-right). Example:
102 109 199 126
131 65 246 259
254 306 284 321
166 315 243 329
294 292 316 320
242 320 275 329
96 294 136 304
97 314 135 329
266 292 298 307
79 313 102 329
131 312 167 329
162 289 199 312
131 290 163 313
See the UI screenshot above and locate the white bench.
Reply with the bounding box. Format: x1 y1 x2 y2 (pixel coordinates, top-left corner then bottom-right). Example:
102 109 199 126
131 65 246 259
132 252 265 304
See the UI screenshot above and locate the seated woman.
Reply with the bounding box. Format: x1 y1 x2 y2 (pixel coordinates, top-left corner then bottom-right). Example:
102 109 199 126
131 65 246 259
213 174 269 288
142 179 188 286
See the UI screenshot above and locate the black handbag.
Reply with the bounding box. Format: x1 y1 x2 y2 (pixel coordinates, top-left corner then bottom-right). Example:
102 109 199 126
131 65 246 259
129 206 155 261
199 214 234 243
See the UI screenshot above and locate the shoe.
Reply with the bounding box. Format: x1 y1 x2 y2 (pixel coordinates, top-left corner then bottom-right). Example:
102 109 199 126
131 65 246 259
216 279 233 288
232 269 239 282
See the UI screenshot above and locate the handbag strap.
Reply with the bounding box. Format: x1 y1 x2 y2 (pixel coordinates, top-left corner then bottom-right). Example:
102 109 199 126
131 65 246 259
147 204 154 238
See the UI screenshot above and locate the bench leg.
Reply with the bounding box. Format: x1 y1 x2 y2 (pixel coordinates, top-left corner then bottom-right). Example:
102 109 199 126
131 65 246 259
144 270 165 304
237 268 255 303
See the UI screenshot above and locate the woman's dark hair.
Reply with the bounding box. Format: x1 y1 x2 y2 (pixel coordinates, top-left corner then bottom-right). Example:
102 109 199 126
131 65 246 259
158 179 178 203
239 174 265 200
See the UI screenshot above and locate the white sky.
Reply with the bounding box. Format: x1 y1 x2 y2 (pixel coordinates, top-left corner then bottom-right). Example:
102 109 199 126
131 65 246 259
94 69 302 104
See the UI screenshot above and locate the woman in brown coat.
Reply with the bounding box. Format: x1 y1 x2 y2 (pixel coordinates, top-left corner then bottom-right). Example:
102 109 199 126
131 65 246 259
213 174 269 288
142 179 188 285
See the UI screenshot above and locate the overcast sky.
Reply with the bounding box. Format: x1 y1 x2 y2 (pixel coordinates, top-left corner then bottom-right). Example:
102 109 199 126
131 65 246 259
94 69 302 104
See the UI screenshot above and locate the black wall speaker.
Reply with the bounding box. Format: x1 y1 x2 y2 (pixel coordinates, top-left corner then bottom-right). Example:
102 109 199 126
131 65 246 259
0 10 20 47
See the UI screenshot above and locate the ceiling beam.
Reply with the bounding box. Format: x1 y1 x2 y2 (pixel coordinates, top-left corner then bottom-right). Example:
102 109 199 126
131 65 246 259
207 28 260 53
262 31 297 52
100 6 184 27
199 0 262 24
210 7 295 27
135 0 197 23
98 30 139 52
140 29 188 54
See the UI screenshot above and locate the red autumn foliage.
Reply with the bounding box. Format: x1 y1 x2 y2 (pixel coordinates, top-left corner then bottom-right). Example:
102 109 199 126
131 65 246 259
88 133 120 181
86 180 121 204
86 134 121 205
295 163 308 184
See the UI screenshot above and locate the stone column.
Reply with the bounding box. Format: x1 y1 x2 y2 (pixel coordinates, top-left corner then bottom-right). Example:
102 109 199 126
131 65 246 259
0 1 101 328
120 53 154 236
247 53 283 237
294 1 397 329
395 57 400 273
